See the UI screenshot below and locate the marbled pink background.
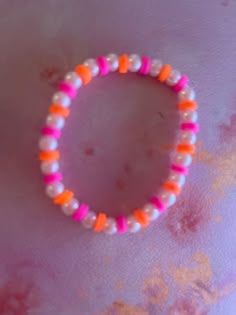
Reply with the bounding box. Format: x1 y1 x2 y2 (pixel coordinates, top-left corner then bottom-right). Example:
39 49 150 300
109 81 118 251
0 1 236 314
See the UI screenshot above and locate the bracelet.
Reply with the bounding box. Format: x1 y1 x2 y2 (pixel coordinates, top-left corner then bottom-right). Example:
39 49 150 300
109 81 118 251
38 53 199 235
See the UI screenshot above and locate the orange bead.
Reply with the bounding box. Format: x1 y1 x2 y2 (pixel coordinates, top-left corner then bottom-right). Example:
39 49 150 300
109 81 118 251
119 54 129 73
163 181 181 195
93 212 107 232
177 144 196 155
53 190 74 205
134 209 149 227
178 100 198 111
38 150 60 161
49 105 70 118
158 64 172 82
75 65 92 85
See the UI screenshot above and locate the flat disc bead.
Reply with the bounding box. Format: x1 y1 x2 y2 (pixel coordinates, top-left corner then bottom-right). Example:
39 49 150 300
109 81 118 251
52 92 71 107
46 114 65 129
106 53 119 72
46 182 64 198
149 59 162 77
39 136 58 151
64 72 82 89
41 161 59 174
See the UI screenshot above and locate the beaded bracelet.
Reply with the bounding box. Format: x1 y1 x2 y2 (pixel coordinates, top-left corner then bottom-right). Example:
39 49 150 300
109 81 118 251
38 53 199 235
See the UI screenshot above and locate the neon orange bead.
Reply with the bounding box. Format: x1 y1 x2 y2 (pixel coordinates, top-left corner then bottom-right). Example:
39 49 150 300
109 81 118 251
177 144 196 155
163 181 181 195
93 212 107 232
134 209 149 227
178 100 198 111
53 190 74 205
75 65 92 85
119 54 129 73
158 64 172 82
49 105 70 118
38 150 60 161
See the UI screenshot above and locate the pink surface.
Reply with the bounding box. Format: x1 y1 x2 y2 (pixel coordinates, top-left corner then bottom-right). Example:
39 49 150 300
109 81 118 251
0 1 236 314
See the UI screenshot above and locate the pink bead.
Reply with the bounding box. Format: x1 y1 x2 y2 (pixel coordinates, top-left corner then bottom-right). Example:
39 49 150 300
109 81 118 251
171 164 189 175
59 82 77 99
173 75 189 92
41 127 61 139
181 122 199 133
116 216 128 234
43 172 63 184
150 196 167 212
73 204 89 222
139 56 151 75
97 56 109 76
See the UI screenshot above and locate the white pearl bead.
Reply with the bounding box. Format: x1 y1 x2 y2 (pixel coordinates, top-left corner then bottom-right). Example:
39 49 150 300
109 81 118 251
179 131 197 144
52 92 71 107
46 182 64 198
127 216 141 233
166 69 181 86
168 171 186 187
150 59 162 77
46 114 65 129
173 153 192 167
61 198 79 216
106 53 119 72
178 86 195 101
104 218 117 235
143 204 160 221
64 72 82 89
39 136 58 151
180 111 198 123
158 190 176 207
41 161 59 175
83 58 99 77
128 54 142 72
82 211 97 229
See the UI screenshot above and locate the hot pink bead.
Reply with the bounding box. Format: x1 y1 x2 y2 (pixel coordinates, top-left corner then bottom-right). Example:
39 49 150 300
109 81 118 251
150 196 167 212
181 122 199 133
173 75 189 92
139 56 151 75
59 82 77 99
97 56 109 76
41 127 61 139
116 216 128 234
171 164 189 175
73 204 89 222
43 172 63 184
